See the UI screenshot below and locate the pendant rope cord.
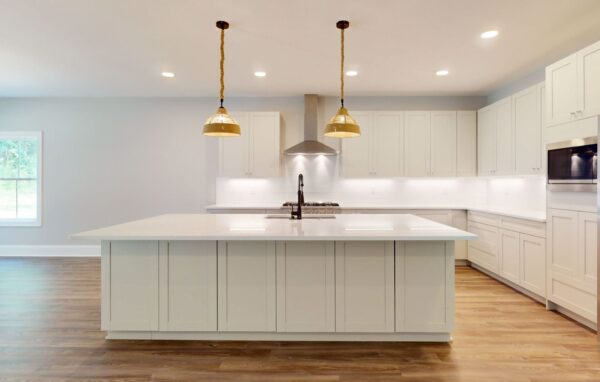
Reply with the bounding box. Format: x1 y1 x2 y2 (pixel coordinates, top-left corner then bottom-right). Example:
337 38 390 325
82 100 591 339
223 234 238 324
219 26 225 108
340 27 345 107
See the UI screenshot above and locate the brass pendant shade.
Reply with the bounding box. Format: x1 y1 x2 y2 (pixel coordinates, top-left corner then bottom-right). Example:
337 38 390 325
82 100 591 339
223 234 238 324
203 106 241 136
324 20 360 138
202 21 241 137
324 107 360 138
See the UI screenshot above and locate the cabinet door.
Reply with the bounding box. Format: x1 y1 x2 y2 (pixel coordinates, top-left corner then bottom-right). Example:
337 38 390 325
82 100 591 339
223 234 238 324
335 241 394 332
159 241 217 332
578 212 597 290
456 111 477 176
499 229 520 284
341 112 371 177
467 222 499 272
249 112 280 177
276 241 335 332
396 241 454 332
546 54 578 126
217 241 276 331
520 233 546 297
106 241 159 331
578 40 600 118
514 85 542 175
495 97 515 175
372 112 404 177
219 113 250 177
477 105 496 176
404 111 430 177
430 111 457 177
547 209 578 278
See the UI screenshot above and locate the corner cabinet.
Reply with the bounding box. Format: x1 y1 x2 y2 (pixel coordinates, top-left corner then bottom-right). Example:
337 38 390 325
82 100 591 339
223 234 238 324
477 82 544 176
218 112 281 177
546 39 600 126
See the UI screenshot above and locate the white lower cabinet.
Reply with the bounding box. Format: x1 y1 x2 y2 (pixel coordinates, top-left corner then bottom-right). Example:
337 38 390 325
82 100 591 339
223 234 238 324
159 241 217 332
547 209 597 322
335 241 395 332
520 234 546 297
103 241 159 331
468 212 546 299
276 241 335 332
217 241 277 332
396 241 454 332
499 229 520 284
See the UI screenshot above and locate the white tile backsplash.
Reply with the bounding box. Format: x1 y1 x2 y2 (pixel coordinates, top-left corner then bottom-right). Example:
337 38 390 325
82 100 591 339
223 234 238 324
215 156 546 212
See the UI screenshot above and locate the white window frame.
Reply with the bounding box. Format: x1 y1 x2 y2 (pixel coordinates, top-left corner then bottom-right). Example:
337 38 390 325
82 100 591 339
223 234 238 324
0 131 43 227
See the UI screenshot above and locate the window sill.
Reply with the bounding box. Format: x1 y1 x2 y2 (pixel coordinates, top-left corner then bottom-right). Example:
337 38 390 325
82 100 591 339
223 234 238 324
0 219 42 227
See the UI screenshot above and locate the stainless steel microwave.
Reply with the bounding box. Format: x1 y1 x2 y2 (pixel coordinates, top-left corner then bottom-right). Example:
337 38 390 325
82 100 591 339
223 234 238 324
547 137 597 192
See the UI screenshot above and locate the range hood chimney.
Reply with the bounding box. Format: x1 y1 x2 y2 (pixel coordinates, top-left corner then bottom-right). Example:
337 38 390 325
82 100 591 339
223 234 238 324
283 95 338 156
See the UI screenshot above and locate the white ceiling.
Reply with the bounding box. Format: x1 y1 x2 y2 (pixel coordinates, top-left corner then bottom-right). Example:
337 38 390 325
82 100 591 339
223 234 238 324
2 0 600 97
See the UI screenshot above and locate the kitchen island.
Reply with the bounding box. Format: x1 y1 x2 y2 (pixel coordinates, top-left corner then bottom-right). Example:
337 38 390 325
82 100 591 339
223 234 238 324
74 213 476 342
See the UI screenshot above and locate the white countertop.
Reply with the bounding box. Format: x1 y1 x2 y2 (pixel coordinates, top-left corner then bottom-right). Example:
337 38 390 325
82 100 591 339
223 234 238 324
73 213 477 241
205 204 547 222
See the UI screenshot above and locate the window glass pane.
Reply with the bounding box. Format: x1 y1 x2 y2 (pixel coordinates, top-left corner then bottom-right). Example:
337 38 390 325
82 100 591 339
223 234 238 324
17 180 37 219
0 140 19 178
18 140 37 178
0 180 17 219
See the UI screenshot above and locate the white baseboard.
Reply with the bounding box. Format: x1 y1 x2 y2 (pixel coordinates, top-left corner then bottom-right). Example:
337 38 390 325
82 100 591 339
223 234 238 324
0 245 100 257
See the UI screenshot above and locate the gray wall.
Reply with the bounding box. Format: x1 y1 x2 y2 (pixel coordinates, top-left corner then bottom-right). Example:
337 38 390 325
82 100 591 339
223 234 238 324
0 95 485 245
486 69 545 105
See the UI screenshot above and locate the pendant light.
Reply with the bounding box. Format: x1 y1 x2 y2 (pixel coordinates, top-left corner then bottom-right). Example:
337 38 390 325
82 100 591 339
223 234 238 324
324 20 360 138
203 21 241 137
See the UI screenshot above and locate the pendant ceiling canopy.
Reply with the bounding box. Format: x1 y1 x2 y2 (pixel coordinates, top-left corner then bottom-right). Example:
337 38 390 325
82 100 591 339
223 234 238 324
203 20 241 137
324 20 361 138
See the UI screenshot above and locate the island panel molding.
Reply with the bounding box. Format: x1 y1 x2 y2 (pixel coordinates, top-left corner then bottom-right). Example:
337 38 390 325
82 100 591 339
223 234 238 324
81 213 475 341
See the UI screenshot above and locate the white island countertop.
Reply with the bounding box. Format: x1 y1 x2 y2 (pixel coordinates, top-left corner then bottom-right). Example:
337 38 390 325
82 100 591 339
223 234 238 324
73 213 477 241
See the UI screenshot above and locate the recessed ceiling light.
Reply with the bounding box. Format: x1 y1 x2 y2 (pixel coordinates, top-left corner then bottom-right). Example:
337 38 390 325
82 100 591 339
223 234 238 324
345 70 358 77
480 30 499 39
436 69 449 76
161 72 175 78
254 71 267 77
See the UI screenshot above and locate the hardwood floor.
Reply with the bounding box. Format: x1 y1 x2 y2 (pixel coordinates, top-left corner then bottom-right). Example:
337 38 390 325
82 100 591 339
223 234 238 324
0 258 598 381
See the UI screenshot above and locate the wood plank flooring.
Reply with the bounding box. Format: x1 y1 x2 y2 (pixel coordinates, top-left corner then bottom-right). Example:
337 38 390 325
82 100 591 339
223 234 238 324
0 257 599 381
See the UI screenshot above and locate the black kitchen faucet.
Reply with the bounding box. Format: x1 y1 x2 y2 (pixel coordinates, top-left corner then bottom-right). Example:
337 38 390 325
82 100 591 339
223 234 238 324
290 173 304 220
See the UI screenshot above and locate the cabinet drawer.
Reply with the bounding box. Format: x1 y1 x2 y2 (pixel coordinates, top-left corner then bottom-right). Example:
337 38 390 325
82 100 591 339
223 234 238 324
500 216 545 238
468 211 500 227
467 221 499 255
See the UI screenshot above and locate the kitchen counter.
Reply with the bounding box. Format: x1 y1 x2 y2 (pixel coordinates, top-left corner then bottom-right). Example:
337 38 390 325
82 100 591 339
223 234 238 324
73 213 476 241
74 213 471 342
205 204 547 222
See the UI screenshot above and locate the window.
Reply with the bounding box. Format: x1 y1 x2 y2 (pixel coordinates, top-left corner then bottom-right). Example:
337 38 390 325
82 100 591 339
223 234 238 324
0 132 42 226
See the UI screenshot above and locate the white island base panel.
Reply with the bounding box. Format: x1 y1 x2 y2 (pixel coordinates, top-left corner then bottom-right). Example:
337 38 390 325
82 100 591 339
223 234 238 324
100 239 455 342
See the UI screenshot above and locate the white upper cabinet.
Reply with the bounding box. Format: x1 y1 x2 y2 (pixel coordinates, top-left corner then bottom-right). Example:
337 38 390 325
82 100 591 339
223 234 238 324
495 97 515 175
404 111 430 177
514 84 543 175
546 54 578 126
546 39 600 126
456 111 477 176
578 40 600 118
429 111 457 177
372 112 404 177
341 112 372 177
477 104 497 176
219 112 280 177
341 111 404 177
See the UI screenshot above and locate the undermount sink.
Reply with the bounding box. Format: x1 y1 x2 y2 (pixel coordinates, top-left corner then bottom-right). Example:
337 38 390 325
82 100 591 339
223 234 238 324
265 214 336 219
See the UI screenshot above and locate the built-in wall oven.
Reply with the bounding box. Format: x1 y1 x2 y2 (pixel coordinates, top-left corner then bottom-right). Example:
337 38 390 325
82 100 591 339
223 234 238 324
547 136 597 191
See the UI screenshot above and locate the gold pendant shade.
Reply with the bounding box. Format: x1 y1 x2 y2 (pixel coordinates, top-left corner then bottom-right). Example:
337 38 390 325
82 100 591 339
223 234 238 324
324 107 360 138
324 20 360 138
203 20 241 137
203 106 241 136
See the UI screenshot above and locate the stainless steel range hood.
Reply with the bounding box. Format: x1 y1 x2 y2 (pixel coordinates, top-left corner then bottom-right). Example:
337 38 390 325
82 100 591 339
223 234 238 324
283 94 338 156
